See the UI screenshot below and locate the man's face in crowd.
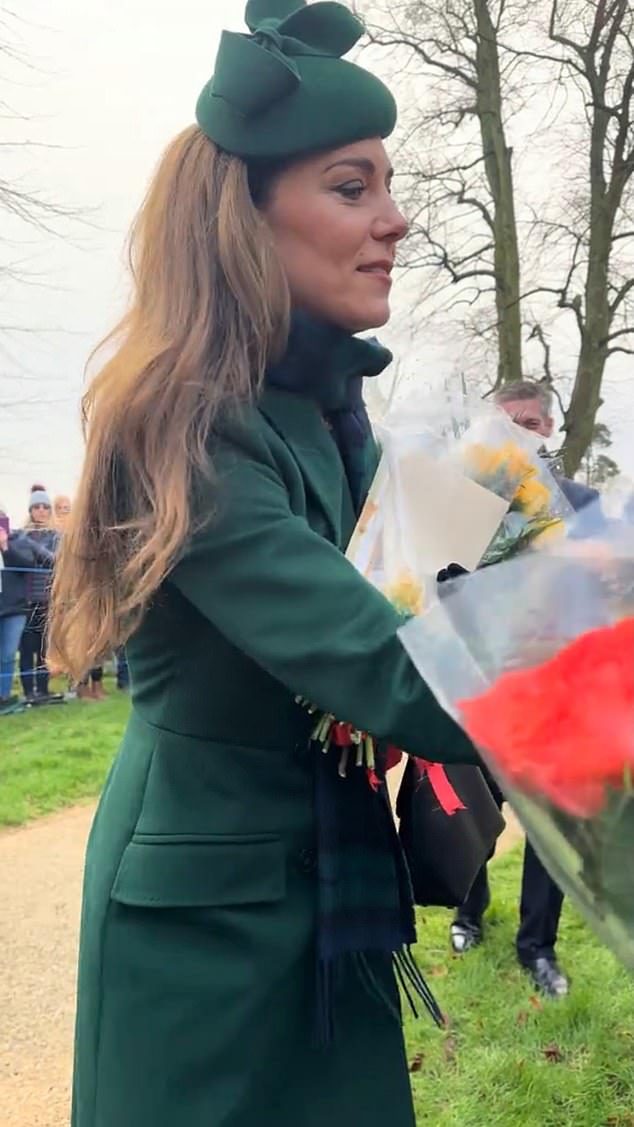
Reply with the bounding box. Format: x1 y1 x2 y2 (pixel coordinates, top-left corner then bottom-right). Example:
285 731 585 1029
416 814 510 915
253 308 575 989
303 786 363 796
498 397 554 439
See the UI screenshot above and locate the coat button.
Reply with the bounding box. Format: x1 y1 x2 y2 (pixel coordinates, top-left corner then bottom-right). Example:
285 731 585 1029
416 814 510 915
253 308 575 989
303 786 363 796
297 848 317 875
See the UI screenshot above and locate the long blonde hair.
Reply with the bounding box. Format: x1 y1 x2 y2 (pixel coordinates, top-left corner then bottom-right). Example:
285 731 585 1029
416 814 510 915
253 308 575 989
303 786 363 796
49 126 290 678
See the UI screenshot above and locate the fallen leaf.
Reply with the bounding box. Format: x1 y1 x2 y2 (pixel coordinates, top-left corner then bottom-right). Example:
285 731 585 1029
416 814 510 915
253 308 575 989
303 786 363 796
409 1053 424 1073
542 1042 564 1063
430 965 448 978
444 1037 458 1065
529 994 544 1011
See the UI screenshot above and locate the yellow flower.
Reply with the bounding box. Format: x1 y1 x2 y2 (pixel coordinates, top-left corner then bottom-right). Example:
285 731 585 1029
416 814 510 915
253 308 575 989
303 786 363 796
384 571 424 616
530 518 566 548
464 441 535 486
515 475 551 517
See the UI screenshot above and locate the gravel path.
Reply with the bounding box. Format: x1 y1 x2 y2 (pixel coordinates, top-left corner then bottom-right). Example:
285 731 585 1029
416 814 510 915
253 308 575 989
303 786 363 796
0 790 523 1127
0 804 94 1127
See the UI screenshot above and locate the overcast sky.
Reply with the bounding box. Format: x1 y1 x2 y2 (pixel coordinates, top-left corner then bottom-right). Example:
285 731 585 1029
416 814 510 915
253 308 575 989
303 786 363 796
1 0 633 523
1 0 244 521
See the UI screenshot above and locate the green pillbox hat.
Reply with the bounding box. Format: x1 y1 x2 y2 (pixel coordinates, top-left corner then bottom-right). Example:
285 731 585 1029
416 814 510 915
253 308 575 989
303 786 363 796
195 0 397 160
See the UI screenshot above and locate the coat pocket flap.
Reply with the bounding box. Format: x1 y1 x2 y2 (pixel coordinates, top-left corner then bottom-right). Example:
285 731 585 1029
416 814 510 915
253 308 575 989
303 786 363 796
110 837 286 908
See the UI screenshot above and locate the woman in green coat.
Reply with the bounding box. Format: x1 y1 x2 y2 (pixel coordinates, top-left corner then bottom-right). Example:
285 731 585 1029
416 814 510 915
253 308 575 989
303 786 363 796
50 2 479 1124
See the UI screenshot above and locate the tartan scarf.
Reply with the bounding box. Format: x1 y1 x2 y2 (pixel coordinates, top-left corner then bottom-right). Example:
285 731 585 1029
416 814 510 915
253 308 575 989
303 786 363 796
266 312 390 511
266 315 444 1041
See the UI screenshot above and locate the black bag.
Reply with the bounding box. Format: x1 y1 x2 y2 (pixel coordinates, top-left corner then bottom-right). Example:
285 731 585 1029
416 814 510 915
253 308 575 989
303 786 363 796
396 759 506 908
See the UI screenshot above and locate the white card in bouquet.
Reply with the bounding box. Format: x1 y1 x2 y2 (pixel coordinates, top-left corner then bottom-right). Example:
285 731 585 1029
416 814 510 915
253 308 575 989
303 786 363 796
389 449 509 575
345 455 389 578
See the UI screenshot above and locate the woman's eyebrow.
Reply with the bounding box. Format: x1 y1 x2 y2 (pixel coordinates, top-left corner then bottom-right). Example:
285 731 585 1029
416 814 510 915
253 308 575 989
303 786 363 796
323 157 394 181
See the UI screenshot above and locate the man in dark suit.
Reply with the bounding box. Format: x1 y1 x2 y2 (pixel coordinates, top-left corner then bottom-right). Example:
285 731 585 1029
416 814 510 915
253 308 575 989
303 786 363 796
450 379 602 998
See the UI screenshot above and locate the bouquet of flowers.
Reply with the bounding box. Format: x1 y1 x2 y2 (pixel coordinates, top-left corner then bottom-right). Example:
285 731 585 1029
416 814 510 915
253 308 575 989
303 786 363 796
403 398 573 565
302 391 574 771
455 421 571 564
399 509 634 970
300 394 513 772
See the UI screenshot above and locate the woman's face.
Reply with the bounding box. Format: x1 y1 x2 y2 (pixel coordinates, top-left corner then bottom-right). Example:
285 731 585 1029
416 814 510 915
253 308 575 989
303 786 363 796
261 138 407 333
30 503 51 527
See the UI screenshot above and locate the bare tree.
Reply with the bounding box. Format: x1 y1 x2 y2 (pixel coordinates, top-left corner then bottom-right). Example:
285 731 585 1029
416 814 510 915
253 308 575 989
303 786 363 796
361 0 634 474
364 0 525 386
1 2 85 470
543 0 634 473
579 420 620 486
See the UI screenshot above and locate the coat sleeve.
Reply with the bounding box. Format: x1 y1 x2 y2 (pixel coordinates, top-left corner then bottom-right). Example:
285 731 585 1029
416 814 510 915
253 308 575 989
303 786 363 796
25 537 56 568
3 536 36 570
170 437 477 765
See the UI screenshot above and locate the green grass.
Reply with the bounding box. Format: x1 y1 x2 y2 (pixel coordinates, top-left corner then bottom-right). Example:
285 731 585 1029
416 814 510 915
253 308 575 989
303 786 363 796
1 690 633 1125
0 676 129 825
407 851 634 1127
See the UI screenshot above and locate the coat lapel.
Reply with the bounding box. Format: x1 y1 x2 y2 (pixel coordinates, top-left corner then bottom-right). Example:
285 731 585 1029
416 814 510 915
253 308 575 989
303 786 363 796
259 388 347 545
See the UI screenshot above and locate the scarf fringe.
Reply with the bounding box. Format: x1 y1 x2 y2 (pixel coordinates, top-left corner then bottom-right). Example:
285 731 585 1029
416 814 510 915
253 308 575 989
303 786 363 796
316 959 335 1046
356 952 402 1027
394 948 445 1028
316 949 444 1045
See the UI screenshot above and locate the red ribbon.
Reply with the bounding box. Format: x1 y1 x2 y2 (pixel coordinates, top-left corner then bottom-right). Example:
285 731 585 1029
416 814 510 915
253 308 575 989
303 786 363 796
332 722 353 747
385 745 403 772
367 769 382 792
417 760 466 816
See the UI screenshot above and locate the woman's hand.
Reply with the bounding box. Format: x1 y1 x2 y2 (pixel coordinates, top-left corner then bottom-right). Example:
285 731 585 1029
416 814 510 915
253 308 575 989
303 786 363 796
0 528 8 553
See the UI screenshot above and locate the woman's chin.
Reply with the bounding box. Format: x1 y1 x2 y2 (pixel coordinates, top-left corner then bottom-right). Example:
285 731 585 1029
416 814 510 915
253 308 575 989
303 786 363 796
336 302 392 334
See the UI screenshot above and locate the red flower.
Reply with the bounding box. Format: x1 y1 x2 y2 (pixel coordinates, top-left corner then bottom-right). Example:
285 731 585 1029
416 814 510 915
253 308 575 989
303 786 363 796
458 617 634 816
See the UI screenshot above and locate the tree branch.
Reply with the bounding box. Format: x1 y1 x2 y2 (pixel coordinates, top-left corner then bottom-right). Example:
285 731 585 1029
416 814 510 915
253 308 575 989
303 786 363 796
364 28 478 88
603 325 634 343
527 323 554 385
609 276 634 315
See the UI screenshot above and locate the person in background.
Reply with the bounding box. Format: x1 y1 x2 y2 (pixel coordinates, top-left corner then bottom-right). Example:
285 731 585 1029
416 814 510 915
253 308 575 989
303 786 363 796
0 505 58 709
114 647 129 691
54 494 73 533
77 667 106 701
0 510 29 709
493 380 600 515
450 379 599 999
19 489 59 701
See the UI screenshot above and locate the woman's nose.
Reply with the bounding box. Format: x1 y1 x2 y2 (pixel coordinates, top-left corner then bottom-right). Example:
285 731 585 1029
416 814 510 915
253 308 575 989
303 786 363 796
373 197 408 243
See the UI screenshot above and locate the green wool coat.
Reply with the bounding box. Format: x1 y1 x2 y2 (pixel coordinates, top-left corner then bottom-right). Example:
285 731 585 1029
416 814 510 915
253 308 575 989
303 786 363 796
72 387 477 1127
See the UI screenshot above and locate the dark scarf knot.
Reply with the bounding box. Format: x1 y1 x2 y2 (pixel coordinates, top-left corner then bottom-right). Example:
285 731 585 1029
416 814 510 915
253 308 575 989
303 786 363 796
265 312 392 512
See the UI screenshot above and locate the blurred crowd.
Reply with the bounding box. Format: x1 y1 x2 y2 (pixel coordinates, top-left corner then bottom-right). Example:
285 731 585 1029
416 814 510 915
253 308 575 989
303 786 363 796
0 484 128 715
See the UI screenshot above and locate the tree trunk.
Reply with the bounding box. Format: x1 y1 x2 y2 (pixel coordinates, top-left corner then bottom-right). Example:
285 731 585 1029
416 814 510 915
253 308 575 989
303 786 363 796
563 343 608 478
561 159 613 476
474 0 522 386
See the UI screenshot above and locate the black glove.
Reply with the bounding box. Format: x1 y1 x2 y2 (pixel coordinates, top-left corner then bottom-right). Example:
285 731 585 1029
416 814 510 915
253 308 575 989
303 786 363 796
436 563 469 584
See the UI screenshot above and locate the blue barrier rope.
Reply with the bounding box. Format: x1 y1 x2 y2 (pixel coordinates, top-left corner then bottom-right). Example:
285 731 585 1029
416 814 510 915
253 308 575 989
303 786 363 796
1 566 54 574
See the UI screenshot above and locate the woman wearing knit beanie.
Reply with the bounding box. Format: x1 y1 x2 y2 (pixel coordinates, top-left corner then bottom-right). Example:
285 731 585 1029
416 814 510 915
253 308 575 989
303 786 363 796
50 4 478 1123
19 489 59 700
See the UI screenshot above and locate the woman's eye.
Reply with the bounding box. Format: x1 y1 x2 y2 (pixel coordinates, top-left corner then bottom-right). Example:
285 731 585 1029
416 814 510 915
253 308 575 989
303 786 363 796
335 181 366 201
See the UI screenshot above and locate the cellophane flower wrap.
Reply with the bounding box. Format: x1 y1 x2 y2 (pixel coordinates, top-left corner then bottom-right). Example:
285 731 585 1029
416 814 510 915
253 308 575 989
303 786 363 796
370 390 573 573
445 407 573 564
300 390 515 771
399 506 634 971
